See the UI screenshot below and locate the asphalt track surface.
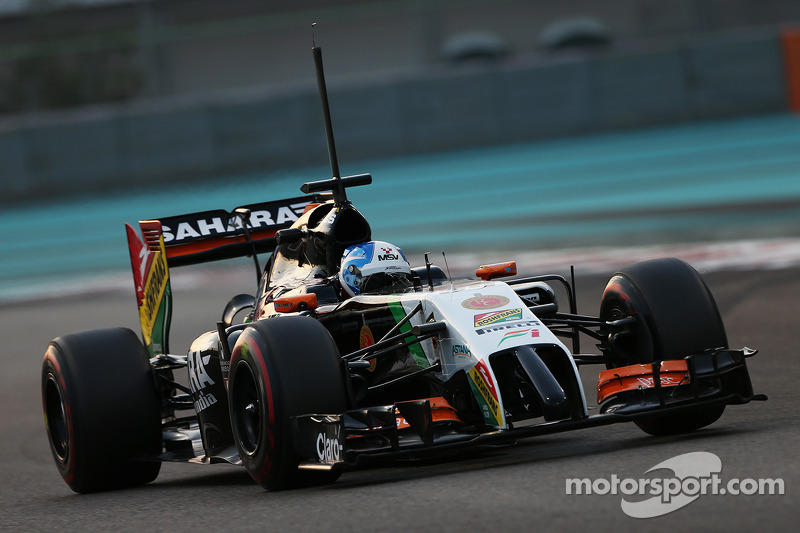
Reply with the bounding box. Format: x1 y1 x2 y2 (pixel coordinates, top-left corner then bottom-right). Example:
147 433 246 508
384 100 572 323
2 111 799 530
2 265 798 532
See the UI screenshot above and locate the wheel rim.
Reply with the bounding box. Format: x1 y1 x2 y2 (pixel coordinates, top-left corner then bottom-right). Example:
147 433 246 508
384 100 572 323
604 303 634 362
44 374 69 463
231 362 261 456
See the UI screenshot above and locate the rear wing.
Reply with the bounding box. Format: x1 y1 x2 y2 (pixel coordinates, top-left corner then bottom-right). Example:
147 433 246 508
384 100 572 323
145 196 321 267
125 195 325 356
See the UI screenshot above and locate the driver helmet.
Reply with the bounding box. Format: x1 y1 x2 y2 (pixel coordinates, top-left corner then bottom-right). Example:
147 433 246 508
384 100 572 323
339 241 413 297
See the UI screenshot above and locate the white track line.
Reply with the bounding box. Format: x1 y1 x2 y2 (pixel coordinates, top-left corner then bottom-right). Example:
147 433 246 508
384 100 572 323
3 238 800 304
441 237 800 275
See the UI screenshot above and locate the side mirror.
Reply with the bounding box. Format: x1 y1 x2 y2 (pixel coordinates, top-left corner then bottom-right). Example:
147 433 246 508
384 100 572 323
274 294 318 313
222 293 256 327
276 228 305 245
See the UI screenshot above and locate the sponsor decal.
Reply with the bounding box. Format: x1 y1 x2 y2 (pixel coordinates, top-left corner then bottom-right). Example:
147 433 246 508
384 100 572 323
497 328 539 346
127 229 150 305
161 201 309 244
526 292 541 303
274 300 293 311
316 428 343 462
474 308 522 328
126 224 148 306
193 391 218 413
141 250 168 332
461 294 511 310
377 246 399 261
130 225 171 352
452 344 473 359
636 376 683 388
475 319 542 336
188 350 216 392
359 325 375 348
188 350 218 413
359 324 377 372
468 360 501 425
396 413 410 429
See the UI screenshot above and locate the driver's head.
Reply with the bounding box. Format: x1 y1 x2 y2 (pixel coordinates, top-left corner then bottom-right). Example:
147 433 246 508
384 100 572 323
339 241 413 297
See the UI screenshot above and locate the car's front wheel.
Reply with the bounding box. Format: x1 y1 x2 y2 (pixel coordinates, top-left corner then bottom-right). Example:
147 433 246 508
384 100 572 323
228 316 348 490
600 258 728 436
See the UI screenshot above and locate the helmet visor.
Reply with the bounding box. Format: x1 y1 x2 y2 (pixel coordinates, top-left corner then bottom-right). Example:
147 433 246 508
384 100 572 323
361 272 415 295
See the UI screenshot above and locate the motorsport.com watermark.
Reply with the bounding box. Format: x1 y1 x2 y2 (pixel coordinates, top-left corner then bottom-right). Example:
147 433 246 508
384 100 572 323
565 452 784 518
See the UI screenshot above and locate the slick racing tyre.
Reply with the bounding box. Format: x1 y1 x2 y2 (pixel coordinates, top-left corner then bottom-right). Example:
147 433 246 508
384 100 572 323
599 258 728 436
228 316 348 491
42 327 162 493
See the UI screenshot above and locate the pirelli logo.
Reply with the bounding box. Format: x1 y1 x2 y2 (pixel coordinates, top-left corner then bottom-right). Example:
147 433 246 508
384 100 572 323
474 308 522 328
475 319 541 336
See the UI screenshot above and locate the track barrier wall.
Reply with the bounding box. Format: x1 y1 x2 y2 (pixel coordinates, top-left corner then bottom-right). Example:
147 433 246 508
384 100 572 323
0 29 792 204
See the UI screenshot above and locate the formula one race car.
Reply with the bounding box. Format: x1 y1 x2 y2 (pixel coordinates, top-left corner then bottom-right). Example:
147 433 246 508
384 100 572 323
41 42 766 494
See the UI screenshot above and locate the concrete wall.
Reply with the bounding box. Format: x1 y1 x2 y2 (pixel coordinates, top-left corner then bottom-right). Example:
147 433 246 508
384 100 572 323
0 29 788 203
4 0 799 99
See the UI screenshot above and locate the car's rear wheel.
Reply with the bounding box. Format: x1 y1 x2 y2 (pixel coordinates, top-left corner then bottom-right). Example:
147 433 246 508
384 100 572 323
600 258 728 436
41 327 162 493
228 316 348 490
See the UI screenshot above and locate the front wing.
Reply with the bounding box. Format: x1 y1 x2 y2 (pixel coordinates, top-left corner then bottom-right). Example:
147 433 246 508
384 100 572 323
291 348 766 471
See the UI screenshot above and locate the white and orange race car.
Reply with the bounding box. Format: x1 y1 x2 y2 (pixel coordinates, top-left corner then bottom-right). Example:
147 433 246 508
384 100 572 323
41 42 765 494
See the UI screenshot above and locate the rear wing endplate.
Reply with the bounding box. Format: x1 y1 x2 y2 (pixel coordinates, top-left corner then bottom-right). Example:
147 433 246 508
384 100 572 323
125 195 325 355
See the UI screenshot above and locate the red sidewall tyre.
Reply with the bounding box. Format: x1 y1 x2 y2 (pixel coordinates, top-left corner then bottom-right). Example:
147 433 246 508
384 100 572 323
599 258 728 435
601 258 728 366
229 333 290 489
42 327 162 493
228 316 347 491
